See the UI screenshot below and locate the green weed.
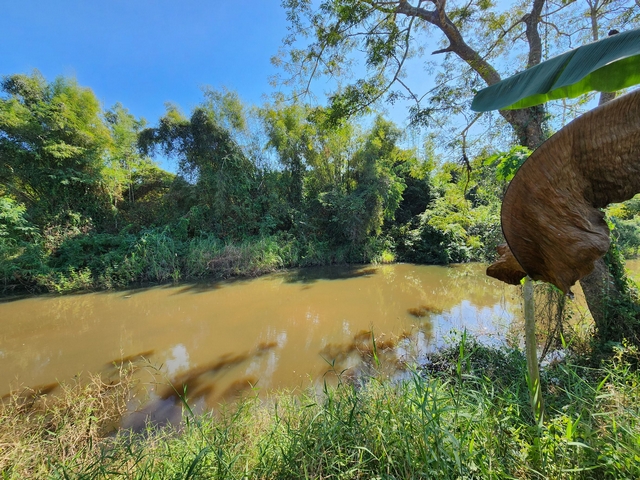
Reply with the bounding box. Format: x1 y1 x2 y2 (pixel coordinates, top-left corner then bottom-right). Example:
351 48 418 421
3 341 640 479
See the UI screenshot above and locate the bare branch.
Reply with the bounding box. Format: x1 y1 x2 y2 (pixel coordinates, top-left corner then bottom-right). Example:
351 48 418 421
432 46 454 54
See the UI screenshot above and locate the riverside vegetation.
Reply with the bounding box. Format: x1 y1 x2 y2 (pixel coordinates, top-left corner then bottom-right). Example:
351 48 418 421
0 72 500 295
3 73 639 296
2 335 640 479
4 72 640 478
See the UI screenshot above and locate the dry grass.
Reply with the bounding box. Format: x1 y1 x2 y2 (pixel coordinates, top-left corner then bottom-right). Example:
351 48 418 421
0 367 134 478
1 342 640 479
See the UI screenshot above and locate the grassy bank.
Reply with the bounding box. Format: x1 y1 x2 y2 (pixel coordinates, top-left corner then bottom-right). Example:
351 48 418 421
1 231 395 295
2 340 640 479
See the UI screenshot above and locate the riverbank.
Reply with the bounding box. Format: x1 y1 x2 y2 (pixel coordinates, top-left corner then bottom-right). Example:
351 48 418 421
2 339 639 479
1 232 396 296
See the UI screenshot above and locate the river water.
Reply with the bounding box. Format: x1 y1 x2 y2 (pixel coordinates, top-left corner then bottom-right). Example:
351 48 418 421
7 261 640 419
2 261 634 423
1 263 516 396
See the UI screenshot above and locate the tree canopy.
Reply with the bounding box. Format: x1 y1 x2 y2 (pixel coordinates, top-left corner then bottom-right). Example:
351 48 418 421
276 0 640 152
0 72 111 224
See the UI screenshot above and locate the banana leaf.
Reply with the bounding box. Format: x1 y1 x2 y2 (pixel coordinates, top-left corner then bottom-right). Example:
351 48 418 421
471 28 640 112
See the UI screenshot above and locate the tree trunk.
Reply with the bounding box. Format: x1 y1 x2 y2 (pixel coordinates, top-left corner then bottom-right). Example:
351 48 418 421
503 106 547 150
577 89 639 347
580 258 624 343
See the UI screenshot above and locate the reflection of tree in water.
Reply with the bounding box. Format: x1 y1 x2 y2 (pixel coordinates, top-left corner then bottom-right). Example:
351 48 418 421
376 264 516 319
121 341 281 430
43 294 97 331
0 294 98 387
441 264 515 308
155 341 278 407
104 349 154 371
319 326 434 383
407 305 443 318
281 266 379 285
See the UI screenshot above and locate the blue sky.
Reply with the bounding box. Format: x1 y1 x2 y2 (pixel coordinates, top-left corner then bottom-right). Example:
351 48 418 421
2 1 292 124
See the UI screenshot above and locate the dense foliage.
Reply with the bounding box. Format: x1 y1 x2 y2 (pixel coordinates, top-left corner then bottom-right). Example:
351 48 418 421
1 71 639 295
0 73 458 293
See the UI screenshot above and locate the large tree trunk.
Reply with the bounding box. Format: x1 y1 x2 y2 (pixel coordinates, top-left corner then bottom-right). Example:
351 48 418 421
580 251 640 347
577 90 639 346
580 258 624 343
503 106 547 150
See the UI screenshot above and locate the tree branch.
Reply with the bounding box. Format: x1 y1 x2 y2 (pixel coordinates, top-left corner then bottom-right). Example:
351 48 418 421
523 0 546 68
394 0 503 86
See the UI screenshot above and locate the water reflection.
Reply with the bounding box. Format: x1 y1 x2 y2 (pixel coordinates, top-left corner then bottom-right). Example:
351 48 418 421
1 263 543 422
282 265 379 284
156 341 278 404
105 350 155 370
407 304 443 317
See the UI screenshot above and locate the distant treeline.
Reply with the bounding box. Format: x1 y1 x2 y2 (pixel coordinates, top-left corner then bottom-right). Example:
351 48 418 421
1 72 639 294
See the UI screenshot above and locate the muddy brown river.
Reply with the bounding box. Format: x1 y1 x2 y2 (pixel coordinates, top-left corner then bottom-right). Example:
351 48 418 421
2 261 634 424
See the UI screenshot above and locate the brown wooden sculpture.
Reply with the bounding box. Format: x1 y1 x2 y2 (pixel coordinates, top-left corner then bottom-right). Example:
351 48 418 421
488 89 640 293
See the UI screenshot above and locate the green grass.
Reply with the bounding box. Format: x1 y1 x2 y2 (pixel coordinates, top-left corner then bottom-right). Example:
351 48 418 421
1 231 388 294
2 341 640 479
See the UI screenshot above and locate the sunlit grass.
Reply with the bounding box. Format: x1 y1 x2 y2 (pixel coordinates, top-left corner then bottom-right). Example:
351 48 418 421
2 339 640 479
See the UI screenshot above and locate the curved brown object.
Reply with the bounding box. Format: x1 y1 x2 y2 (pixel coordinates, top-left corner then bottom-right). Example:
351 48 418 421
486 243 527 286
495 89 640 293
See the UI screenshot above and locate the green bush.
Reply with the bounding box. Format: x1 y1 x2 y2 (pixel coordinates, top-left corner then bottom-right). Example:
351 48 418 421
611 216 640 258
34 266 94 293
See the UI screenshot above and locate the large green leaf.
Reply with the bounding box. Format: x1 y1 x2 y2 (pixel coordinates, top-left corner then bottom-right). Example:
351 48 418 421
471 28 640 112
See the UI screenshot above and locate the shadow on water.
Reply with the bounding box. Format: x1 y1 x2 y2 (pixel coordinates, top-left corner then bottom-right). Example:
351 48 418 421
319 326 434 382
123 341 278 431
321 329 401 363
282 265 378 285
156 351 254 401
1 382 59 403
0 292 38 304
0 264 378 302
123 376 260 432
89 277 235 300
167 275 260 296
168 280 226 296
104 350 155 370
0 288 100 304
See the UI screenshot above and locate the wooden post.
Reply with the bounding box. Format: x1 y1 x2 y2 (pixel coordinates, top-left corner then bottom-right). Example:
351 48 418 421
524 276 544 424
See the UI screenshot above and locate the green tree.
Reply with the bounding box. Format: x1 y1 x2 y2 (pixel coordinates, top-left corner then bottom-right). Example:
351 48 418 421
347 116 407 239
306 114 408 247
0 72 111 226
396 154 502 264
139 100 260 238
261 102 316 209
278 0 551 149
104 103 150 204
